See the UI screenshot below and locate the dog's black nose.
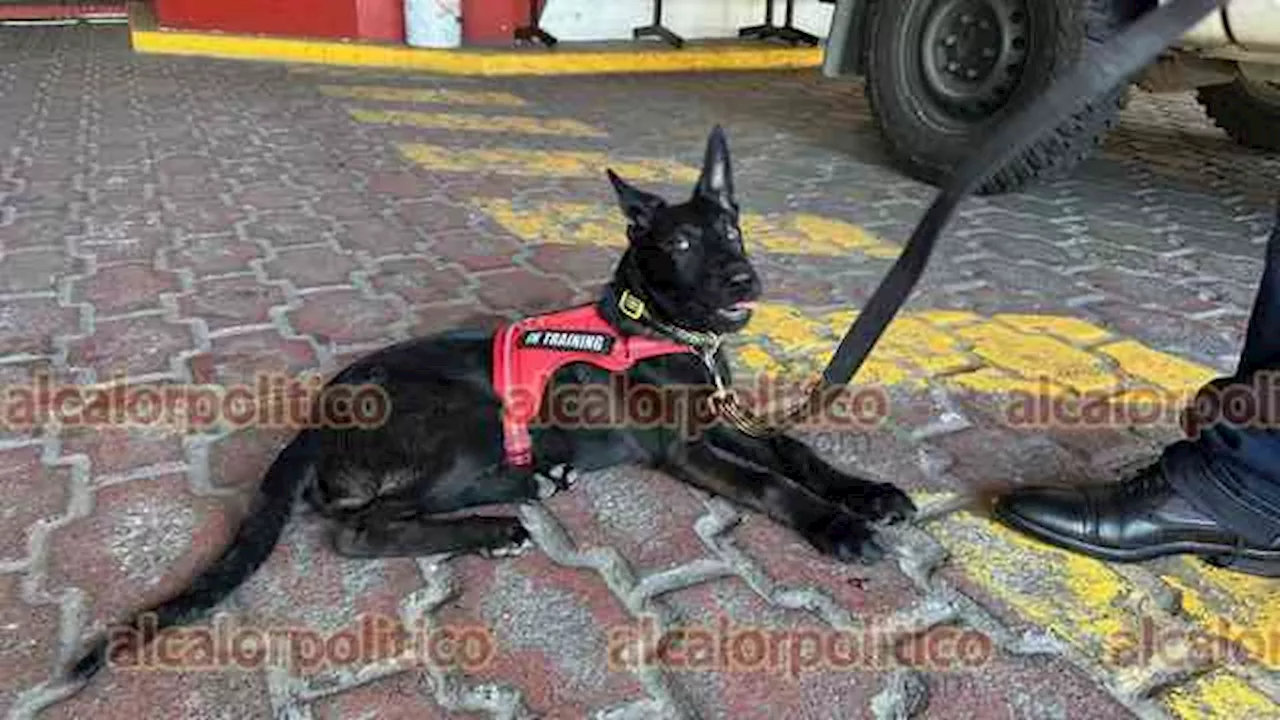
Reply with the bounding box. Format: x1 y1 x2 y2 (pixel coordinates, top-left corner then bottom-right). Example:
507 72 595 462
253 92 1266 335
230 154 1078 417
728 272 753 290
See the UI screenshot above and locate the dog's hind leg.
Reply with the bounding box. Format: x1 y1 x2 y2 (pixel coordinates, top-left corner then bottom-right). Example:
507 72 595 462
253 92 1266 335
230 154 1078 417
331 511 529 559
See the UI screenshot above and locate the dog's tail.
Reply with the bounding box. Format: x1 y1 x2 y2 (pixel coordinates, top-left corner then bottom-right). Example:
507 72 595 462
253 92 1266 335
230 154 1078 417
62 428 320 685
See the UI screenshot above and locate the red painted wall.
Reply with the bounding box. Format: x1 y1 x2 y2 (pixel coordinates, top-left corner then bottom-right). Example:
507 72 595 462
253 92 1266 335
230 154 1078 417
461 0 544 46
151 0 537 45
355 0 404 42
0 3 125 19
155 0 355 38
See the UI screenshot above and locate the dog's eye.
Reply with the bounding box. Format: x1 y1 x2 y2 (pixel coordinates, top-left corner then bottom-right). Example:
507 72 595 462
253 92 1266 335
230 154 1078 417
674 237 690 251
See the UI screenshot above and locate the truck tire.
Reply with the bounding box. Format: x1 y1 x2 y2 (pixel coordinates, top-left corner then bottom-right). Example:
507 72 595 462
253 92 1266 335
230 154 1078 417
1196 77 1280 152
862 0 1130 194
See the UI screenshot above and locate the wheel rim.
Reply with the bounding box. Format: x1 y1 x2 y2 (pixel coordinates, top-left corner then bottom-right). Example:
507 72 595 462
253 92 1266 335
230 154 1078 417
918 0 1030 121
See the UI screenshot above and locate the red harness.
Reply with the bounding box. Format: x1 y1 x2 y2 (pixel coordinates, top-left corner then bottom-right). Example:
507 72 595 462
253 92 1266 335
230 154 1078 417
491 303 697 467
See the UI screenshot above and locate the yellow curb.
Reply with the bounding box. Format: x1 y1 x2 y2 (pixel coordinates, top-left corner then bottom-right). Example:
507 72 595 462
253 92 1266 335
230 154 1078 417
126 4 822 76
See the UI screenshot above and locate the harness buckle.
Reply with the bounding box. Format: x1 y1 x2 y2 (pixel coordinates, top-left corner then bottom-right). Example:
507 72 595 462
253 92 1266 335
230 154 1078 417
618 289 646 320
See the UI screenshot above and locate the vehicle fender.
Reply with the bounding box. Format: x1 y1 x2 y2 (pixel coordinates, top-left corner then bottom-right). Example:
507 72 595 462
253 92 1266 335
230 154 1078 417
820 0 869 77
1224 0 1280 52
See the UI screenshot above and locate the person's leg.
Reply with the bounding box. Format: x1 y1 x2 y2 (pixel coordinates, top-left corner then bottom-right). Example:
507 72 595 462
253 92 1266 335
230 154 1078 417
1161 203 1280 552
1235 202 1280 379
992 202 1280 576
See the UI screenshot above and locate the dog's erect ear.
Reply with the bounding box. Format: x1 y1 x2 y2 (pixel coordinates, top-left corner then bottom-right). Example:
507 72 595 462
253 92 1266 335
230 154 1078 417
693 125 735 213
608 168 666 231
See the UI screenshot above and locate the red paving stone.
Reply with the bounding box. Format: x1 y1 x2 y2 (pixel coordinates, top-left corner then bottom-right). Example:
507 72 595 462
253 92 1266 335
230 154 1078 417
542 467 712 574
0 445 70 562
730 514 924 619
310 670 464 720
525 245 616 283
0 248 81 294
204 425 296 492
234 521 424 677
471 267 578 314
428 230 524 272
918 651 1138 720
65 315 194 378
266 245 361 288
370 257 470 306
408 302 506 337
0 297 81 356
241 214 339 248
59 425 186 480
338 218 425 257
432 552 647 718
178 276 287 334
70 263 182 317
658 580 890 720
287 289 402 346
43 474 235 631
0 574 60 718
75 235 168 265
168 235 264 278
192 330 320 387
38 663 274 720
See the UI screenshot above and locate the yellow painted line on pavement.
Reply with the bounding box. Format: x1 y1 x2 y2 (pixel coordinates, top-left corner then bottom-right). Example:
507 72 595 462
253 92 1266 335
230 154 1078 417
1098 339 1222 393
730 303 1218 402
288 66 477 81
928 508 1146 664
130 27 822 75
399 144 700 184
348 108 607 137
918 504 1280 718
1158 557 1280 670
952 321 1125 395
470 199 902 259
318 84 528 106
1162 670 1280 719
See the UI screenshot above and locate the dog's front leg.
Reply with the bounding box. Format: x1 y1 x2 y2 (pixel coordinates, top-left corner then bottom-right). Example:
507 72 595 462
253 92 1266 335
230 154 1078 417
659 436 888 564
687 423 915 524
751 432 916 524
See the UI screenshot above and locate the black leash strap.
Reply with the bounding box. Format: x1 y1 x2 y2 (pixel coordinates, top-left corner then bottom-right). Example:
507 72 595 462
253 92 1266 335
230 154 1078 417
815 0 1221 394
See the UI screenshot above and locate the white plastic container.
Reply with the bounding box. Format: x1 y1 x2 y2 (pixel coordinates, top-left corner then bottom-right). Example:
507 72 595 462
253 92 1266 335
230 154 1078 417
405 0 462 48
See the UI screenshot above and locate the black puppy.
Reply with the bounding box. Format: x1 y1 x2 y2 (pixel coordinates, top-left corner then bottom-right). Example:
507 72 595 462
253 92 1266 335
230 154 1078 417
65 126 916 683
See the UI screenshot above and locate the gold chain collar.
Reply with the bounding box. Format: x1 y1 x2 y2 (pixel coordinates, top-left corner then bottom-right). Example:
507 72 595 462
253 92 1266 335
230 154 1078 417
615 288 819 438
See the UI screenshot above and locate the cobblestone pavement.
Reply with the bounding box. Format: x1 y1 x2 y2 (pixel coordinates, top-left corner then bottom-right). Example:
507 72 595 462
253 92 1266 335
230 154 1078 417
2 24 1279 720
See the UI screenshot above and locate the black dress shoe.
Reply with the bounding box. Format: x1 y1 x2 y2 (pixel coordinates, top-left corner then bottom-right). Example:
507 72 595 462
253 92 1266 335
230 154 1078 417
992 463 1280 577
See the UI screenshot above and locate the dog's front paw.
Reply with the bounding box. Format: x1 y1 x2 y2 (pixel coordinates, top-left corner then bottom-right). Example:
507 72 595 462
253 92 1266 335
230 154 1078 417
867 483 917 525
837 483 917 525
806 512 885 565
534 464 579 499
480 524 534 558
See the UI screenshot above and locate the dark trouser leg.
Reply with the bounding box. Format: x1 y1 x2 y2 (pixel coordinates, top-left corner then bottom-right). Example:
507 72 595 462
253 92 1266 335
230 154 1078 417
1162 203 1280 548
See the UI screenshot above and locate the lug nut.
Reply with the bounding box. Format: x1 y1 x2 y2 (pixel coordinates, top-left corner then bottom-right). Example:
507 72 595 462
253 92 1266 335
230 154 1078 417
966 68 979 79
944 34 958 46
